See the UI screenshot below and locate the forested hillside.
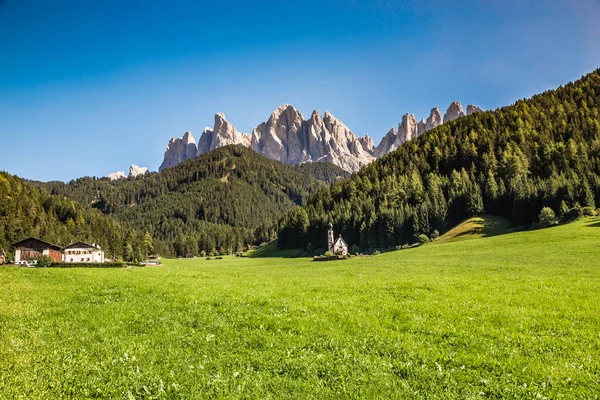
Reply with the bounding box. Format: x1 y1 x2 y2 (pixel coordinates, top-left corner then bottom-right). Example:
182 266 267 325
278 69 600 251
0 172 130 260
291 162 351 184
40 146 330 256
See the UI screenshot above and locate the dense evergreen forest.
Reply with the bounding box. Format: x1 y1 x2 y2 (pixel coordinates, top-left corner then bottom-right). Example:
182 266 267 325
0 172 130 260
278 69 600 251
37 146 339 256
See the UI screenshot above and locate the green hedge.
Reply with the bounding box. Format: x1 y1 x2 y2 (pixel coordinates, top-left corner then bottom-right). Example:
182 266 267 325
47 261 126 268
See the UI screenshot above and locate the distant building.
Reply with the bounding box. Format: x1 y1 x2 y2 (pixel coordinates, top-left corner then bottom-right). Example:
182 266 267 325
141 256 162 266
63 242 105 263
327 223 349 256
0 249 6 265
12 237 64 266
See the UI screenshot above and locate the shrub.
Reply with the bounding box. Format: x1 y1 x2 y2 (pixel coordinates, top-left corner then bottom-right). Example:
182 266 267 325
431 230 440 240
539 207 558 227
416 234 430 244
373 250 381 256
313 248 324 257
324 251 333 257
36 255 53 268
582 206 596 217
215 256 223 260
560 203 582 223
200 250 207 258
206 257 213 260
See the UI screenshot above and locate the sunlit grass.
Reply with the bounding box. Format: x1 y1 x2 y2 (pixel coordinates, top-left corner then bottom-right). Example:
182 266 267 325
1 218 599 398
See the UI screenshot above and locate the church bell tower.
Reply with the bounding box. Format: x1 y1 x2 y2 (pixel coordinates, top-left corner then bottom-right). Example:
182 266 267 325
327 223 334 252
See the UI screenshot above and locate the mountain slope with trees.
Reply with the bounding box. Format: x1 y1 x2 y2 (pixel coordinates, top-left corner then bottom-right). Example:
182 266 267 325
40 146 332 256
278 69 600 251
0 172 132 260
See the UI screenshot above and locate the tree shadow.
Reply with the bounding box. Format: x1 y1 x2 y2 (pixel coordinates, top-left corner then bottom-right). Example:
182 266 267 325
583 217 600 228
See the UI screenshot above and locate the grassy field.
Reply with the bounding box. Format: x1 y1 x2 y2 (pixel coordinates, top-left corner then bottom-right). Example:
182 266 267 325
1 218 600 399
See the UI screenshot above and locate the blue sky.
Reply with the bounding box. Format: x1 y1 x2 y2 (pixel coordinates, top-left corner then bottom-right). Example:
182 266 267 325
1 0 599 182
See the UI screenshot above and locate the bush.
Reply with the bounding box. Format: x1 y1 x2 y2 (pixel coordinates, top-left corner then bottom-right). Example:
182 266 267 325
539 207 558 227
324 251 333 257
206 257 213 260
36 255 53 268
373 250 381 256
582 206 596 217
200 250 207 258
313 248 324 257
416 234 430 244
431 230 440 240
48 261 126 268
215 256 223 260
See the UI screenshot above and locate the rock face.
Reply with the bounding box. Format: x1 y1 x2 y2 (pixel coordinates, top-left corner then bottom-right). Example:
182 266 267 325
195 113 251 156
425 107 443 131
107 171 126 181
250 105 374 171
197 127 214 155
129 164 148 178
158 101 482 172
443 101 465 123
159 131 198 172
467 104 483 115
374 102 480 157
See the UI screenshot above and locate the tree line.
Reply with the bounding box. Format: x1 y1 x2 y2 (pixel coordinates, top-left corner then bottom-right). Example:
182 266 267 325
278 69 600 252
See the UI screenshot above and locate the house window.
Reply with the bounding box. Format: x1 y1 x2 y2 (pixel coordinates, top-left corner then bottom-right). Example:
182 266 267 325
87 258 90 262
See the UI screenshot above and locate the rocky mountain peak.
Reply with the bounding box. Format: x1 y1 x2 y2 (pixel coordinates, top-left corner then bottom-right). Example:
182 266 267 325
467 104 483 115
200 113 251 153
159 131 199 172
443 101 465 123
107 171 126 181
425 107 443 131
182 131 196 145
129 164 148 178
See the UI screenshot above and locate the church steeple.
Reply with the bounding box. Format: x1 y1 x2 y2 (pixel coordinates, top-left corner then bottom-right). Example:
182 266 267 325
327 222 334 252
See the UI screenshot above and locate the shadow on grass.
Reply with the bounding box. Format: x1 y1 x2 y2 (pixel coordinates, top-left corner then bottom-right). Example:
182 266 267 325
583 217 600 227
247 241 303 258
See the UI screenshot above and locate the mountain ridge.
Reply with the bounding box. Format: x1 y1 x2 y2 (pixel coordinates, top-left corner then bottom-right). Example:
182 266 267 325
158 101 481 173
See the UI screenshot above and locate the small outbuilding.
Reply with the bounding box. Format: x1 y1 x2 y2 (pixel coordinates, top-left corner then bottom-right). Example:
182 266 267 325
63 242 105 263
12 237 64 266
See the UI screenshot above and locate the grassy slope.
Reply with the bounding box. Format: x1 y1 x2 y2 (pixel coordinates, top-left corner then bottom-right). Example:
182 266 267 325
434 214 518 244
1 219 599 399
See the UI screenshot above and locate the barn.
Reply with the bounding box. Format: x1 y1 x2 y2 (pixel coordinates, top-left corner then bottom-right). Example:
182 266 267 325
12 237 63 266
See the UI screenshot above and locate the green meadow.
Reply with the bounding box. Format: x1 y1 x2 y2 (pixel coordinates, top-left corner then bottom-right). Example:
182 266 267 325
1 218 600 399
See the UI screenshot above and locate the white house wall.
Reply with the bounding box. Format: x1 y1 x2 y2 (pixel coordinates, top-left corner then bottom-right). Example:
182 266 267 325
64 249 105 263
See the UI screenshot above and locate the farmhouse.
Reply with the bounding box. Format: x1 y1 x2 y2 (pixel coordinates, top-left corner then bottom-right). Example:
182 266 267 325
327 223 349 256
63 242 105 263
12 237 64 266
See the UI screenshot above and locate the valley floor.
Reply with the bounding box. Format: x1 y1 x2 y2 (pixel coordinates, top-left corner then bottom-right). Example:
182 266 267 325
1 218 600 399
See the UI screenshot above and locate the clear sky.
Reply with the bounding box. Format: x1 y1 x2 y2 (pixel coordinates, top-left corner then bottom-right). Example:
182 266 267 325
1 0 599 182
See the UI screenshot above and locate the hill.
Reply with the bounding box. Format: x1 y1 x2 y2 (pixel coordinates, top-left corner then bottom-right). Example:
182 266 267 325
2 218 599 398
433 214 516 244
41 146 331 256
0 172 128 260
278 68 600 251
